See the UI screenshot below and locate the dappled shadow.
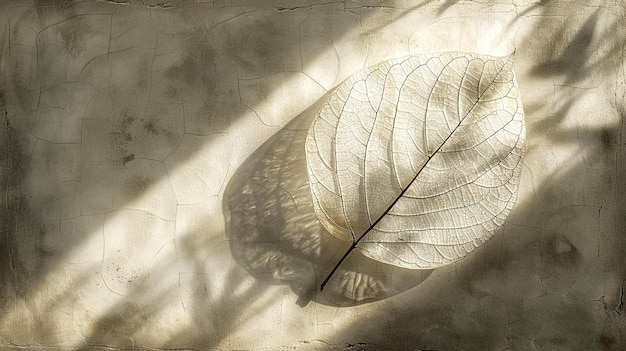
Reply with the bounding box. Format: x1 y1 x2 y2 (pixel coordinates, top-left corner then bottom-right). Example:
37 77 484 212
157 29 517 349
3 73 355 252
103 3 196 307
223 92 432 307
2 0 625 348
325 1 626 349
81 252 272 350
528 8 624 86
530 9 601 84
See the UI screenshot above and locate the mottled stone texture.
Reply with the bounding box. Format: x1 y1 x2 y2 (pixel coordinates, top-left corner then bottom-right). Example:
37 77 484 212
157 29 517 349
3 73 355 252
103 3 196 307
0 0 625 350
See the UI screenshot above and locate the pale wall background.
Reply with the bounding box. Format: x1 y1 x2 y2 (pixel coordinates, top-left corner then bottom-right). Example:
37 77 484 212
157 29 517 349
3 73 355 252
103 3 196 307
1 0 625 350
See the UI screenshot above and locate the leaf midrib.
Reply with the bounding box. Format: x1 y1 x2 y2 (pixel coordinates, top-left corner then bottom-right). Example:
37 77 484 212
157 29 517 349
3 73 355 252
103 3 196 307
352 56 511 247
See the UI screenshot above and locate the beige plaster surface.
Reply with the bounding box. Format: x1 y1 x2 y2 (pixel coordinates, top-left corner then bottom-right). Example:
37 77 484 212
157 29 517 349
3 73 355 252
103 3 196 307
0 0 625 350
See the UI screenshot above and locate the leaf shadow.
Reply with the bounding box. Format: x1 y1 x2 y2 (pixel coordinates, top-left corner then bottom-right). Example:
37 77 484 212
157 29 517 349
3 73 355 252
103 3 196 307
530 10 600 83
80 256 272 350
436 0 459 16
528 8 623 86
223 92 432 307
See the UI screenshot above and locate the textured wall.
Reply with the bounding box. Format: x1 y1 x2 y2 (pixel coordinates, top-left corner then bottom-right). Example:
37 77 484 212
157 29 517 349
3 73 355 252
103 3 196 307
1 0 625 350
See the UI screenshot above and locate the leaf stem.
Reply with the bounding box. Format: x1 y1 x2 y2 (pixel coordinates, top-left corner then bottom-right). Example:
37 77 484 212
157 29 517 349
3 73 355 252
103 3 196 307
320 243 356 291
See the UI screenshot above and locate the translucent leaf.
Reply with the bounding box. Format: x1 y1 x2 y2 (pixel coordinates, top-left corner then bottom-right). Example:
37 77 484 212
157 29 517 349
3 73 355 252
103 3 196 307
305 53 526 287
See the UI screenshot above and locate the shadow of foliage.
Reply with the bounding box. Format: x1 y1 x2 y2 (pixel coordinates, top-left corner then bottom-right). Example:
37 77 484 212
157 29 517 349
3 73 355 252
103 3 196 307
325 1 626 350
529 8 624 86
